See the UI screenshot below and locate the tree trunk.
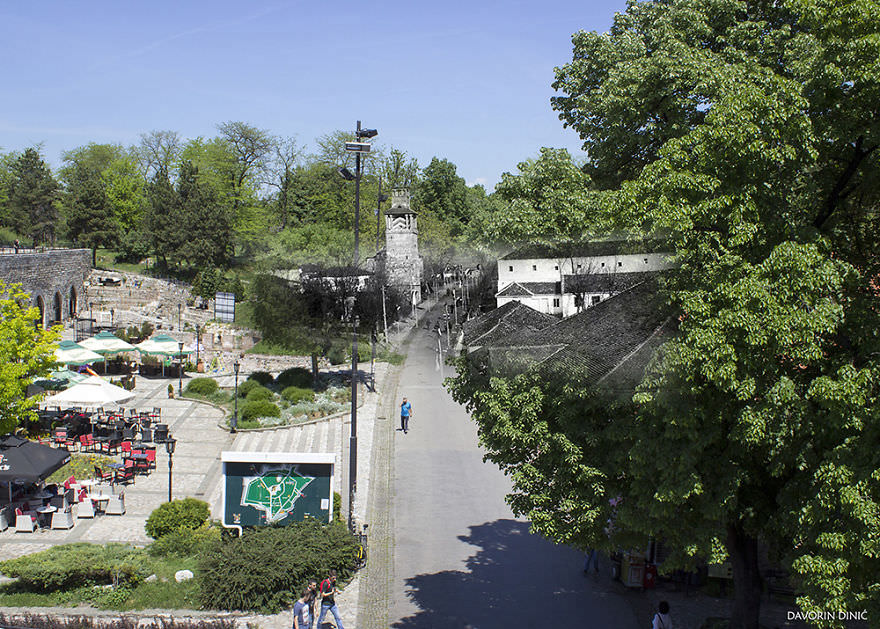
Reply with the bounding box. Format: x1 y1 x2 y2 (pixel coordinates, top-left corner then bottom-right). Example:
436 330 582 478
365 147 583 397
727 523 763 629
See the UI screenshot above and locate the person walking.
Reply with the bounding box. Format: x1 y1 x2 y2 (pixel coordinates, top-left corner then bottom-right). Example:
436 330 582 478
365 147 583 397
304 579 318 629
400 397 413 434
316 569 345 629
583 548 599 576
652 600 673 629
292 587 310 629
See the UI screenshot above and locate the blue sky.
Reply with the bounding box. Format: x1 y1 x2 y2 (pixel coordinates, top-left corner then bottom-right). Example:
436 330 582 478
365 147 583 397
1 0 627 190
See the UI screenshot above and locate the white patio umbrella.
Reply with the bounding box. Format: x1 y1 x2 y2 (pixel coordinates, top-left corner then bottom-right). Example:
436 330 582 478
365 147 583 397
80 331 136 355
41 375 134 407
54 340 105 367
135 334 191 376
134 334 192 356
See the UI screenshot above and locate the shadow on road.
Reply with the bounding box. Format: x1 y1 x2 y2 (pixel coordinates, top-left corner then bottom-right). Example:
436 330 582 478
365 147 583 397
392 519 595 629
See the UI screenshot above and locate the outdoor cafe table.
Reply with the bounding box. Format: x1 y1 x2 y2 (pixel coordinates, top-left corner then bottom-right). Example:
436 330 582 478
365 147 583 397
36 505 57 527
88 493 111 513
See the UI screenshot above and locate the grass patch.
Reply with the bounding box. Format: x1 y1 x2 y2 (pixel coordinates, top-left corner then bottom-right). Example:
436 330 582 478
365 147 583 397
247 339 314 356
94 248 148 275
0 545 204 611
46 453 118 485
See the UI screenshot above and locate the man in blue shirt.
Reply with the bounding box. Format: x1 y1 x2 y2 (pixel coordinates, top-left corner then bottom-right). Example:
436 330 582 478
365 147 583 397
400 397 413 434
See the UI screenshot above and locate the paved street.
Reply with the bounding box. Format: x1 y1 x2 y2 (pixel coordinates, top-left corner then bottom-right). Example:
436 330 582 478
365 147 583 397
383 318 640 629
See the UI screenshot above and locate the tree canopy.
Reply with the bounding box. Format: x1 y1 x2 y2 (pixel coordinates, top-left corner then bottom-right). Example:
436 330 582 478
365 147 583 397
0 281 59 434
450 1 880 627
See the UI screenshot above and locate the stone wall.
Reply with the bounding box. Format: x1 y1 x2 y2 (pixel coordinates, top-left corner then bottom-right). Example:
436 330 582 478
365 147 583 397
0 249 91 327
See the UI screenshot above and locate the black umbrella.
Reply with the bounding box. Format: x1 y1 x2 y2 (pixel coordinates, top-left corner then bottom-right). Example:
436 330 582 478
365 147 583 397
0 435 71 485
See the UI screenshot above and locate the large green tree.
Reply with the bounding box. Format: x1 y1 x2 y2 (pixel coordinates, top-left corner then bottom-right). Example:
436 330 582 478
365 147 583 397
488 148 601 245
8 148 59 245
63 161 115 265
450 1 880 628
0 281 59 434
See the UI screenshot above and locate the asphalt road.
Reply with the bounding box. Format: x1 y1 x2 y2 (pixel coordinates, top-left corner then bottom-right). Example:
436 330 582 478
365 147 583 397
389 322 640 629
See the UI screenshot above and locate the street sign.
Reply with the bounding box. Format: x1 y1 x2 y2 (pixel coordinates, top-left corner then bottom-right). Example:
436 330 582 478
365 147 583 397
344 142 372 153
221 451 335 535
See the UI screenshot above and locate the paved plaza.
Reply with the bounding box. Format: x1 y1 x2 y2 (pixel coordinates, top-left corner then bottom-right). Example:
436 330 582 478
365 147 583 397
0 357 394 628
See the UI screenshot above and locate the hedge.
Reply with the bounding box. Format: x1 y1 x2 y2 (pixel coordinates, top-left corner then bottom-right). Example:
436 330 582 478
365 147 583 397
0 543 147 590
240 399 281 421
198 520 359 613
145 498 211 540
148 524 221 558
275 367 313 390
245 386 274 402
237 379 262 398
247 371 274 386
281 386 315 404
185 378 219 395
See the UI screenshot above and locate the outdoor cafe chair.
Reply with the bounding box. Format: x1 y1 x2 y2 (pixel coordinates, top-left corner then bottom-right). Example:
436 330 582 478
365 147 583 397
120 441 132 457
76 496 95 518
79 434 97 453
14 508 36 533
115 461 136 485
105 492 125 516
51 506 75 529
63 475 77 490
94 465 114 483
0 505 10 531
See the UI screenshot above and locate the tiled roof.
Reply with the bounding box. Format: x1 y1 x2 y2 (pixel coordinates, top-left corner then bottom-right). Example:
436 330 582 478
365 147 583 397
462 301 556 347
495 281 560 297
495 283 532 297
563 271 656 294
501 239 670 261
481 279 676 390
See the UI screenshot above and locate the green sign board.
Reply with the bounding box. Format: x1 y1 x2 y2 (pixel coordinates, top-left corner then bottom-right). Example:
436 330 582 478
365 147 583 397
221 452 334 533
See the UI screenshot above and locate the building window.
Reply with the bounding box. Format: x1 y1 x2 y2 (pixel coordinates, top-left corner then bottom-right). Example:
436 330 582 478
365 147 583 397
554 265 558 270
618 261 622 267
600 262 605 268
532 264 537 271
553 298 560 308
644 258 649 264
577 264 583 269
508 265 513 272
591 295 601 305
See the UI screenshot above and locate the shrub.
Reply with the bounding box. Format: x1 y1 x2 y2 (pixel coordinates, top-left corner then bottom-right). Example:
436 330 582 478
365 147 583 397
148 524 221 558
245 386 274 402
240 400 280 421
275 367 313 389
326 345 346 365
198 519 359 613
281 386 315 404
186 378 219 395
145 498 211 540
237 379 262 398
0 543 147 591
247 371 274 386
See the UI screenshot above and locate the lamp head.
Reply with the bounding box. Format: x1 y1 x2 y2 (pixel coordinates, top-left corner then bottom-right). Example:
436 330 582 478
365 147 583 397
356 128 378 139
338 167 355 181
165 437 176 454
233 360 240 375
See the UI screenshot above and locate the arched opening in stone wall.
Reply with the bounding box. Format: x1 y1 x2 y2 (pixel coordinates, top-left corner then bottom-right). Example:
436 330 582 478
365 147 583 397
35 295 45 329
53 292 62 326
69 286 77 318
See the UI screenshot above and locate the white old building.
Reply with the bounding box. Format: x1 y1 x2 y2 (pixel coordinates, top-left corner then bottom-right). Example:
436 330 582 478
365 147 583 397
495 240 673 317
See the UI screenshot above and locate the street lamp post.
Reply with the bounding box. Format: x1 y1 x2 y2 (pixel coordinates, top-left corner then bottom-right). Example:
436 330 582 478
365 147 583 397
178 341 184 396
195 324 201 370
165 436 177 502
232 360 239 433
341 120 377 530
178 303 182 331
